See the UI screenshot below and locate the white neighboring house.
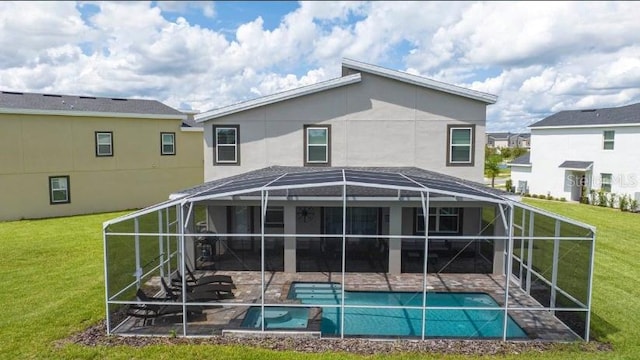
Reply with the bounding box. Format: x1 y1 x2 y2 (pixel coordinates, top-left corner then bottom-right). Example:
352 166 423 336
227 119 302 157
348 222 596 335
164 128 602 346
510 102 640 201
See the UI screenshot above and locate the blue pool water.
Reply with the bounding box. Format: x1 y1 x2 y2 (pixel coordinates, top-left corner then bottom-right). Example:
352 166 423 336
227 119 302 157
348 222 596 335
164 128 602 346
288 282 527 338
241 306 309 329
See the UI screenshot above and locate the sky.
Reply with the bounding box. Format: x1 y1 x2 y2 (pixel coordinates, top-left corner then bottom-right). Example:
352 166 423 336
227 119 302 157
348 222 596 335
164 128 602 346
1 1 640 132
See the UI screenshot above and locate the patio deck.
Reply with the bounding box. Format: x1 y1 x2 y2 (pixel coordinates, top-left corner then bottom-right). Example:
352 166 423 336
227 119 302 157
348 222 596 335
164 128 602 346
113 271 580 341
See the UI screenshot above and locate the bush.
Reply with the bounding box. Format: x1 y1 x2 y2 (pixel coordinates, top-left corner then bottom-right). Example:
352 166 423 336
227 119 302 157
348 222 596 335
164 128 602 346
560 197 567 202
531 194 538 198
505 179 513 192
631 199 639 212
546 193 554 201
609 193 617 208
619 194 629 211
597 190 608 207
523 192 531 197
589 189 597 205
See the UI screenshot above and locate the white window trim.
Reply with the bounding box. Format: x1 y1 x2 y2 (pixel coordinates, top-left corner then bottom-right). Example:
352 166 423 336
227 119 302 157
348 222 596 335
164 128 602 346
449 127 473 164
161 133 176 155
603 130 615 150
96 132 113 156
306 127 329 164
216 127 238 164
600 173 612 192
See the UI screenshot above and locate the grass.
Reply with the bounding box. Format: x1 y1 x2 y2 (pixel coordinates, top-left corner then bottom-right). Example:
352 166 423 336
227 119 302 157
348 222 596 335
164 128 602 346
0 201 639 359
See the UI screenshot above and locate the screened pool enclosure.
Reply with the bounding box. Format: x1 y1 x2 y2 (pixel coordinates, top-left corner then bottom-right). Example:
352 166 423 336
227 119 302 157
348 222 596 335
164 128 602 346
104 167 595 341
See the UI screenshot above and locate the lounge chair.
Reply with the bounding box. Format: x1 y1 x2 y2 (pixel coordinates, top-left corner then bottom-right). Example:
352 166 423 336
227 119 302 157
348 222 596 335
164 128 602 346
170 276 235 299
172 264 235 288
160 278 222 302
127 288 203 325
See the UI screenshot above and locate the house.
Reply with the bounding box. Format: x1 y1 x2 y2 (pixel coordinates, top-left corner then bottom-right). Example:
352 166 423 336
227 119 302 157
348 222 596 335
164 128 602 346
510 102 640 201
0 91 203 221
486 132 530 149
103 59 595 341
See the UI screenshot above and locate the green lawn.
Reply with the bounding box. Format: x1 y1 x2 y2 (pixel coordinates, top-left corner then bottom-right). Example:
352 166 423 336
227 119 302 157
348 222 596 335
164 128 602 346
0 201 638 359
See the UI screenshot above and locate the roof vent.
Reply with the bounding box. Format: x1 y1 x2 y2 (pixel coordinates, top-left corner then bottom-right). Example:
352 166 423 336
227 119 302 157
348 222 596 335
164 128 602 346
111 98 127 101
581 109 596 112
79 96 96 99
43 94 62 97
2 91 24 95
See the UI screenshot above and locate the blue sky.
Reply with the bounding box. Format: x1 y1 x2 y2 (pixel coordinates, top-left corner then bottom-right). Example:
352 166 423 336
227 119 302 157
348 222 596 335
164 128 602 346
1 1 640 132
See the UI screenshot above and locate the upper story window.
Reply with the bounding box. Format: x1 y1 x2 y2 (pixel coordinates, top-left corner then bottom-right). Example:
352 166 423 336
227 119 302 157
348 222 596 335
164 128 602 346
600 173 612 192
304 125 330 166
447 125 475 166
603 130 615 150
264 207 284 228
161 132 176 155
213 125 239 165
416 207 461 234
95 131 113 157
49 175 70 204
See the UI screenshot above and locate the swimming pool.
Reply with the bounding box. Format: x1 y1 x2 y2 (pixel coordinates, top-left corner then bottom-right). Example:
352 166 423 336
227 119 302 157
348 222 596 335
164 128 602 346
288 282 527 338
241 306 309 329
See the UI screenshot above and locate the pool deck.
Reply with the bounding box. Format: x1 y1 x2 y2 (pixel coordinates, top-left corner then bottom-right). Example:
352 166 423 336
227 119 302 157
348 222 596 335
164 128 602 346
114 271 581 341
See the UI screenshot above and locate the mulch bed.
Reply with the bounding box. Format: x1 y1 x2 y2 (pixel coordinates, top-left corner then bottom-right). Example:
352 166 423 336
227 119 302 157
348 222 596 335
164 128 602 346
60 321 612 356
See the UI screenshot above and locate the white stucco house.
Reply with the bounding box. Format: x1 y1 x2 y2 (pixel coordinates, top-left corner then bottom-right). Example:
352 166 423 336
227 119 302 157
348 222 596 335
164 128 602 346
510 102 640 202
103 59 596 341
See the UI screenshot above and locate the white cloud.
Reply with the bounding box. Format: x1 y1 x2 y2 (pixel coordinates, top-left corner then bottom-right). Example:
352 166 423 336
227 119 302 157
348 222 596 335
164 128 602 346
1 1 640 132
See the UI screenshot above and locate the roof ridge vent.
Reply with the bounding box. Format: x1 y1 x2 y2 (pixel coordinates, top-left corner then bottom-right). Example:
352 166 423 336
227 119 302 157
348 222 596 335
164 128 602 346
79 96 96 99
581 109 596 112
111 98 128 101
2 91 23 95
43 94 62 97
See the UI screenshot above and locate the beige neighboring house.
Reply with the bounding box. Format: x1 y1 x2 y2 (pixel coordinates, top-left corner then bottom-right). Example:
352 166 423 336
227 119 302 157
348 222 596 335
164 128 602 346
0 91 203 221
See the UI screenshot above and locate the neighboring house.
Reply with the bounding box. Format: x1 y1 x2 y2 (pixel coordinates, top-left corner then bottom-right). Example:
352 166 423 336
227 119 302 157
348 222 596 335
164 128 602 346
508 153 531 194
486 132 530 148
0 91 204 221
510 102 640 201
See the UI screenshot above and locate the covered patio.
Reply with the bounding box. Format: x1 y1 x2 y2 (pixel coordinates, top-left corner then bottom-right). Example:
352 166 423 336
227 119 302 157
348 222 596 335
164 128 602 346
103 167 595 341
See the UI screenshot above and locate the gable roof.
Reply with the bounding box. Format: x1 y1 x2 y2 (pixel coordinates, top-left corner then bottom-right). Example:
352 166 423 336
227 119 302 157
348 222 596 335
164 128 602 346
530 102 640 128
341 58 497 104
0 90 185 120
196 59 497 123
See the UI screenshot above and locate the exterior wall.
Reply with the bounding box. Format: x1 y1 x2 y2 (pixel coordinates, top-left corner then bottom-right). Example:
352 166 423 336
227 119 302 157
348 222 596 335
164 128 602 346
509 166 532 194
0 114 203 221
203 71 487 183
528 126 640 200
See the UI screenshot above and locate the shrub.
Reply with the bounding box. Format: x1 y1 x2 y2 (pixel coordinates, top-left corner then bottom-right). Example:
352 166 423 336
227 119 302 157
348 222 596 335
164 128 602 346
505 179 513 192
619 194 629 211
597 190 608 207
524 192 531 197
547 195 554 201
531 194 538 198
560 197 567 202
608 193 617 208
631 199 639 212
589 189 597 205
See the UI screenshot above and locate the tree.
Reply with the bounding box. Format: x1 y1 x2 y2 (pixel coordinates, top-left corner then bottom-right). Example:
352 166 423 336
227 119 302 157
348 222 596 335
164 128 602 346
485 154 502 188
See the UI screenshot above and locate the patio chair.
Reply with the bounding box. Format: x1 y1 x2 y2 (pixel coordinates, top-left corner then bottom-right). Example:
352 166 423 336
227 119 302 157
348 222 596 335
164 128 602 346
169 275 235 299
127 288 203 326
160 278 222 302
172 264 235 288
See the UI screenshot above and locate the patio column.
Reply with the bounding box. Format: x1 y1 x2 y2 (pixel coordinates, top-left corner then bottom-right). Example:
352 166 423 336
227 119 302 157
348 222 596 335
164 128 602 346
493 206 506 275
388 205 402 275
284 204 297 273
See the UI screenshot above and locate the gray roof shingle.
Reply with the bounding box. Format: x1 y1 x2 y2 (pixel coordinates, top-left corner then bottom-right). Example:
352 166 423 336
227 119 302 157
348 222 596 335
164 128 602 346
509 153 531 165
558 160 593 170
530 102 640 128
0 90 183 117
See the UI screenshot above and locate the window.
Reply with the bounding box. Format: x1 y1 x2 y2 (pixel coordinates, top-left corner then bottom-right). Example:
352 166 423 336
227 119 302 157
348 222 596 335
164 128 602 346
517 180 529 194
601 173 612 192
416 207 460 234
213 125 239 165
447 125 475 166
304 125 330 166
161 132 175 155
264 207 284 228
603 130 615 150
49 176 70 204
95 132 113 156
